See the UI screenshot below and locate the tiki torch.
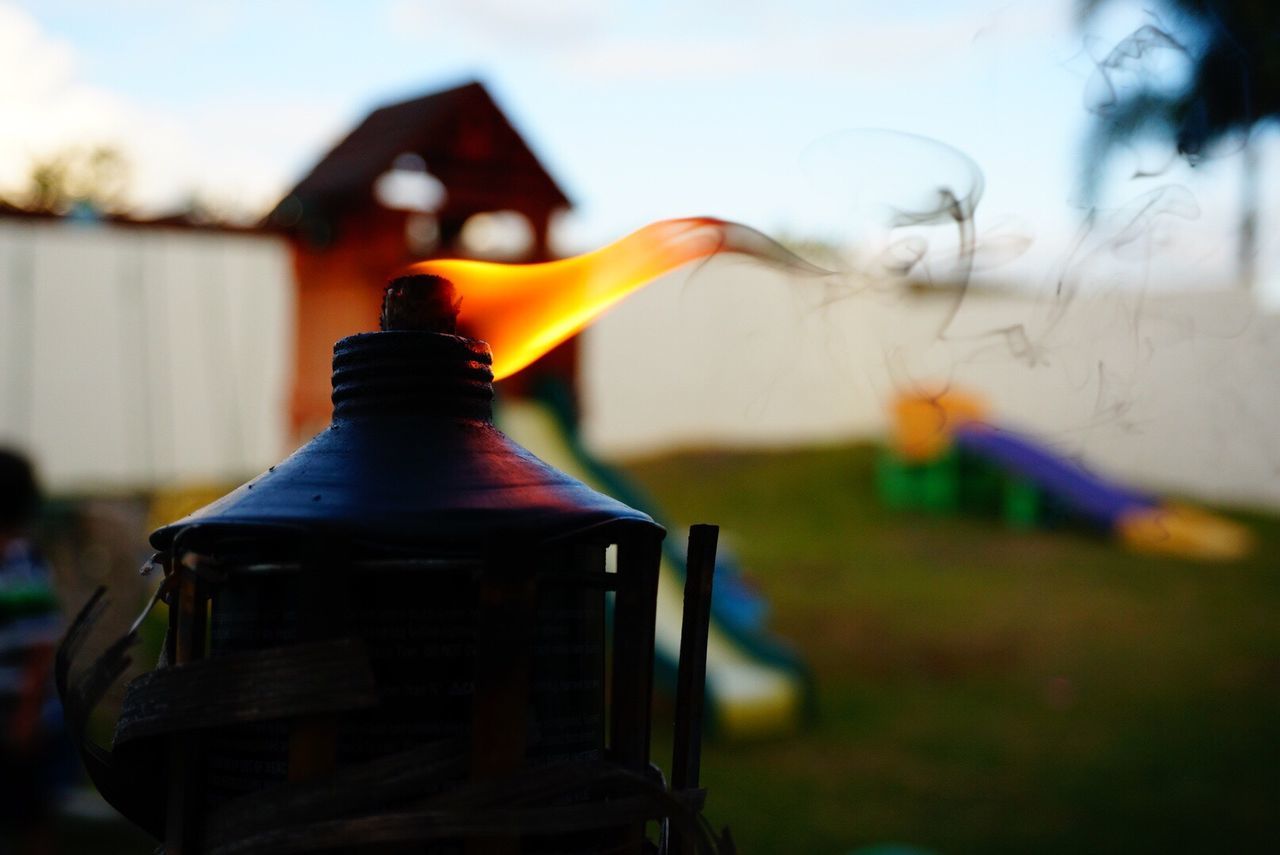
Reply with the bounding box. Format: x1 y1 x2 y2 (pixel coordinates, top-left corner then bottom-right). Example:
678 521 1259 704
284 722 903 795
64 274 722 854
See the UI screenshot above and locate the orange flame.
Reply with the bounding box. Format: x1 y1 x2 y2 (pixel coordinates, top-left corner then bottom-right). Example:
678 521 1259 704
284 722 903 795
401 216 825 380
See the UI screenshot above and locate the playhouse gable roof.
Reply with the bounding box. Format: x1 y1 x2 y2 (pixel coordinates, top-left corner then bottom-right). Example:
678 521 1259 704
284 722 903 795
268 80 570 228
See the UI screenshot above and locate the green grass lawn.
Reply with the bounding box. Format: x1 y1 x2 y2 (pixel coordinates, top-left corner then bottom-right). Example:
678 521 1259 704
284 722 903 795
35 442 1279 853
625 443 1280 854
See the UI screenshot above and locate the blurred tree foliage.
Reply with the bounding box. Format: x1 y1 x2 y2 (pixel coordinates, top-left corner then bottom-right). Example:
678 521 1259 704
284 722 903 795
12 145 131 215
1078 0 1280 289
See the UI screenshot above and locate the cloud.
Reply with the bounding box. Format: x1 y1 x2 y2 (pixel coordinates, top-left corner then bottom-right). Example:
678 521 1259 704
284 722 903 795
388 0 605 49
0 3 77 101
0 2 343 218
558 2 1071 82
383 0 1072 82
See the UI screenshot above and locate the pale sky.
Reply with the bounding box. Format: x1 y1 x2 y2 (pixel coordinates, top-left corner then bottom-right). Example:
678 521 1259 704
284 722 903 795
2 0 1275 299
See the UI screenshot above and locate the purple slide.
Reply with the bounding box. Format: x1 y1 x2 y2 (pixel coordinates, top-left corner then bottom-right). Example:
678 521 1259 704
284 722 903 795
953 424 1157 528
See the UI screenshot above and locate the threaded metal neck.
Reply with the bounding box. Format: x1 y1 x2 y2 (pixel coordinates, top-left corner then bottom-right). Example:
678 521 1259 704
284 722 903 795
331 331 494 420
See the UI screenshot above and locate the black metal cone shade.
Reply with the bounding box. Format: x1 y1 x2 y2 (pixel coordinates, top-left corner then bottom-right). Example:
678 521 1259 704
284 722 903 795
150 330 657 552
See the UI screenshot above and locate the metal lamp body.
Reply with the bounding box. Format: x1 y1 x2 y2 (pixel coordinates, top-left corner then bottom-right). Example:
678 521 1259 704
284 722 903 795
142 330 665 853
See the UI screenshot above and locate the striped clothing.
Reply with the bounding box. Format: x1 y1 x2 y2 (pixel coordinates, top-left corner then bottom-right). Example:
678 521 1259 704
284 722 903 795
0 539 61 749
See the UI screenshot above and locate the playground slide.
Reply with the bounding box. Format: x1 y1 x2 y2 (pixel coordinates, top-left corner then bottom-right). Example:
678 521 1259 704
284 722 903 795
952 424 1155 527
953 423 1252 560
495 393 811 740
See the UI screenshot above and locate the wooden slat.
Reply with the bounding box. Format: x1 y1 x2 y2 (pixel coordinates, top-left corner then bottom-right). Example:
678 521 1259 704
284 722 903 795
608 530 663 771
116 638 377 744
166 569 208 855
468 558 537 855
287 546 346 784
672 524 718 792
671 524 720 855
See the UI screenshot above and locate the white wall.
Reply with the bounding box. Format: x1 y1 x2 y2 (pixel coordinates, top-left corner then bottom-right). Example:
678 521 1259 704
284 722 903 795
0 220 293 492
5 219 1276 511
582 261 1280 510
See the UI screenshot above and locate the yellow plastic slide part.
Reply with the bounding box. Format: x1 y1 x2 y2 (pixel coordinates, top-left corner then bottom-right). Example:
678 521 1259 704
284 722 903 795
149 484 236 534
1117 503 1254 561
498 398 805 740
891 389 989 462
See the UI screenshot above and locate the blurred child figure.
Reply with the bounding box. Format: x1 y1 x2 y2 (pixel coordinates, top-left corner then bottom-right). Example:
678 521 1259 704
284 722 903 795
0 449 66 854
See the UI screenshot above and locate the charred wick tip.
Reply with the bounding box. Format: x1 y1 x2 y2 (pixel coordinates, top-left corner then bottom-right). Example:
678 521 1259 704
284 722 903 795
381 274 462 333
